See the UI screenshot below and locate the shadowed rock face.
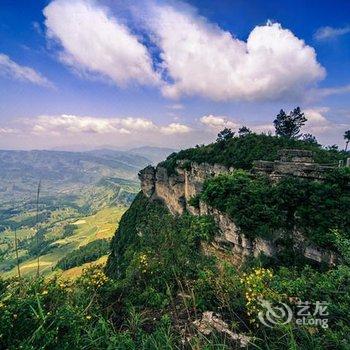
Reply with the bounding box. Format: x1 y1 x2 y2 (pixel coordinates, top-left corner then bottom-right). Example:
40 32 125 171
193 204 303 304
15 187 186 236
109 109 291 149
253 149 335 180
139 165 156 197
278 149 314 163
138 150 338 266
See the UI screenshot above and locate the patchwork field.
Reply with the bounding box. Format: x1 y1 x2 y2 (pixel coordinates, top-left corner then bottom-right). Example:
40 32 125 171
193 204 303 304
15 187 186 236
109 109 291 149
1 206 126 278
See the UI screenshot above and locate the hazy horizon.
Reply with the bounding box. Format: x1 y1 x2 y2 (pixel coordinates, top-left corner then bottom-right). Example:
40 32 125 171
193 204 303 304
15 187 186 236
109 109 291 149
0 144 178 153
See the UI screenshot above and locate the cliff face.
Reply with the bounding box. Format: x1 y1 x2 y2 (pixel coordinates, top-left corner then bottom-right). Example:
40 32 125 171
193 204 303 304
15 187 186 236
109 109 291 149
138 152 337 265
139 162 231 215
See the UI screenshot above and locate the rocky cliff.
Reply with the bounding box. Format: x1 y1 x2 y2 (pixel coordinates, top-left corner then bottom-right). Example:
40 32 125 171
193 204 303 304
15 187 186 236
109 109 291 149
140 161 232 215
139 150 338 265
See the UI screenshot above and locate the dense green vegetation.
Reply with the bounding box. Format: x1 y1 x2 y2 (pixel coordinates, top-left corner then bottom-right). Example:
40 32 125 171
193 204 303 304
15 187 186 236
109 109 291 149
56 239 110 270
106 192 217 303
1 128 349 348
61 224 78 238
198 168 350 249
1 193 349 349
160 133 345 174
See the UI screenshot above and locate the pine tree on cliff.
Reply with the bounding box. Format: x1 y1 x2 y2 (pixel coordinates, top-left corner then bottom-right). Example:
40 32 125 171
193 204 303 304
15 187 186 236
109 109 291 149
274 107 307 139
344 130 350 152
238 126 252 137
216 128 235 142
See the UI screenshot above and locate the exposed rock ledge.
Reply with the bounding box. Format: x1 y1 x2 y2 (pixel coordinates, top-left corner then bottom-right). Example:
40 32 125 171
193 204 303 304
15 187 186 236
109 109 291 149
139 153 337 265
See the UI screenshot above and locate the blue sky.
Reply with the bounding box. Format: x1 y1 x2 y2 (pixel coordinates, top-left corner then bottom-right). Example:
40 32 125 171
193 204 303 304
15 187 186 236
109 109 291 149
0 0 349 150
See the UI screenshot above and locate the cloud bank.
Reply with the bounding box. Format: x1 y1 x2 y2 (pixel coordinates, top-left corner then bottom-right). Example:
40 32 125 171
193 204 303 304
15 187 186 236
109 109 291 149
1 109 348 149
43 0 326 101
200 115 238 129
146 7 325 101
28 114 190 137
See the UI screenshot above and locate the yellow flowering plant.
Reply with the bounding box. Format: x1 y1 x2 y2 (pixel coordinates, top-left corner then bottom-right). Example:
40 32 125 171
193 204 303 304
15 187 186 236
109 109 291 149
138 253 149 274
78 264 109 291
240 267 279 326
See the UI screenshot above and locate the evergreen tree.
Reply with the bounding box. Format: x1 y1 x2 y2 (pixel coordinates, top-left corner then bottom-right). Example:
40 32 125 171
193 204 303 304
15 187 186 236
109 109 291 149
344 130 350 151
274 107 307 139
216 128 235 142
238 126 252 137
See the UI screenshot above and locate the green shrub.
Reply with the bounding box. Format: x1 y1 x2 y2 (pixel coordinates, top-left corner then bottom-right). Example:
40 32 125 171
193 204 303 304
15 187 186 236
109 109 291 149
61 224 77 238
199 168 350 248
201 170 281 239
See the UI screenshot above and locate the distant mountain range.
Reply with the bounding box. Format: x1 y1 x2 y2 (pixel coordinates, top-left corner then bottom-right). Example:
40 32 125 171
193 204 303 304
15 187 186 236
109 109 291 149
0 147 176 207
49 146 177 164
128 146 177 164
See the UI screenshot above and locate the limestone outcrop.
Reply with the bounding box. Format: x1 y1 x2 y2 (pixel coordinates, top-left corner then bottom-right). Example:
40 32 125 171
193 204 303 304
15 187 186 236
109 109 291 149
139 161 232 215
252 149 335 180
138 150 338 265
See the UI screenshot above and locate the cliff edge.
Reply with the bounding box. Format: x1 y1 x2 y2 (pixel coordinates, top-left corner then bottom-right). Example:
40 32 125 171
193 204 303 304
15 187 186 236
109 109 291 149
139 149 339 265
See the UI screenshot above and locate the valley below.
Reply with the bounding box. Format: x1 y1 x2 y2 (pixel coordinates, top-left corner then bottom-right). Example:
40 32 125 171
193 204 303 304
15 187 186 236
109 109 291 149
0 147 171 278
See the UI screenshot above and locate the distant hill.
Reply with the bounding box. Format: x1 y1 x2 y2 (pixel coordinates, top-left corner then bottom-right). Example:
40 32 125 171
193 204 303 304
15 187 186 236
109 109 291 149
0 149 149 183
128 146 177 164
0 149 147 217
86 149 150 168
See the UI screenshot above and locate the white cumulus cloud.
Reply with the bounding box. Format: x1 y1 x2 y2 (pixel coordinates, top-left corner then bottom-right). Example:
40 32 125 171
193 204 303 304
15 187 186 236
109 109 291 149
160 122 191 135
43 0 159 86
302 107 350 146
144 4 325 101
0 53 53 87
200 115 238 129
42 0 327 102
304 108 334 134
